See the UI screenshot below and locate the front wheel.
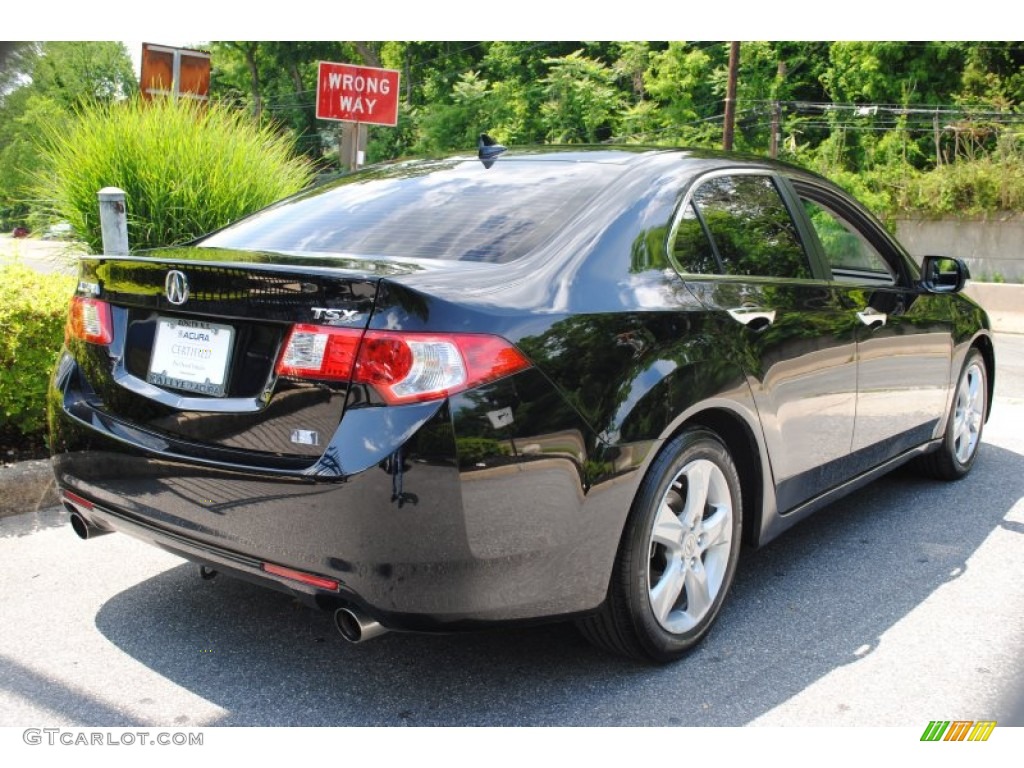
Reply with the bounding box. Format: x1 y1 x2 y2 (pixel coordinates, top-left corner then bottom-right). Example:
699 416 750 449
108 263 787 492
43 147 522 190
916 348 988 481
578 429 742 662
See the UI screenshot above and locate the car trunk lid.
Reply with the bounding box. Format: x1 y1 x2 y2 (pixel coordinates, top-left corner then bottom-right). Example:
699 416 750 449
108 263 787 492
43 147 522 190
66 248 400 467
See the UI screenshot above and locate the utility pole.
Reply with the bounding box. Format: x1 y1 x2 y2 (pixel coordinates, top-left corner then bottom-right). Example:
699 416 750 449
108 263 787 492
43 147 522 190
770 60 786 159
770 101 780 159
723 41 740 151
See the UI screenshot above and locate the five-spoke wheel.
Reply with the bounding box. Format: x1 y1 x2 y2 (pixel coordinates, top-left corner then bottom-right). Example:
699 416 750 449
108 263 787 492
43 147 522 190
916 348 988 480
578 428 742 662
647 458 734 634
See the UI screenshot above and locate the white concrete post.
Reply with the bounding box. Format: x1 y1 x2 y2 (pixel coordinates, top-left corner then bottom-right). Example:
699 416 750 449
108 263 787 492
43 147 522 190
98 187 129 256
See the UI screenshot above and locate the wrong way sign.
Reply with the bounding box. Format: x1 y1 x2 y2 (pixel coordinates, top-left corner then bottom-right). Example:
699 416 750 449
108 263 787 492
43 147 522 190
316 61 400 127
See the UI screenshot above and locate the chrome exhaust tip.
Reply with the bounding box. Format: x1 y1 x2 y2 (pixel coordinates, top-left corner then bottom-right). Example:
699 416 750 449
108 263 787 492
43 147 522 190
68 509 112 540
334 606 388 644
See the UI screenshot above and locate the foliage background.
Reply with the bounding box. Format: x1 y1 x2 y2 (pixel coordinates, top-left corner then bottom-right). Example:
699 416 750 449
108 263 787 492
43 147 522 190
3 41 1023 233
0 39 1021 451
0 262 75 442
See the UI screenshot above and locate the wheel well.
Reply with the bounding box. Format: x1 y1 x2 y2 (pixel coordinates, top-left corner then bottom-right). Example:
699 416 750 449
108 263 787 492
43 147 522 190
971 336 996 420
675 408 763 548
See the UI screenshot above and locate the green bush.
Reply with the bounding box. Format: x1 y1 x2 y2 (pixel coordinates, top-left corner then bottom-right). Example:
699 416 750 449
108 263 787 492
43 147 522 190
34 97 314 253
0 262 75 438
455 437 509 467
905 155 1024 217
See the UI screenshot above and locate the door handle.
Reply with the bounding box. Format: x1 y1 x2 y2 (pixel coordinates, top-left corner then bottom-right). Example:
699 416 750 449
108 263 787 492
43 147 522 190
727 306 776 331
856 308 887 328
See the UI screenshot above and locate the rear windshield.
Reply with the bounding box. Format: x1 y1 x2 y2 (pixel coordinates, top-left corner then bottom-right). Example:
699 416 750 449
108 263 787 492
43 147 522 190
200 158 623 264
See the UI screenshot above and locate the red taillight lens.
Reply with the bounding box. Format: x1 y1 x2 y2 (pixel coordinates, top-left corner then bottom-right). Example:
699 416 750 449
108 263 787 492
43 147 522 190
275 325 362 381
66 297 113 344
275 326 531 404
354 331 531 404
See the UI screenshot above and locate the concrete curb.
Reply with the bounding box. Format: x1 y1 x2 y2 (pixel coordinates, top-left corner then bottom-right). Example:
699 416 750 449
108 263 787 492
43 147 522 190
0 460 58 519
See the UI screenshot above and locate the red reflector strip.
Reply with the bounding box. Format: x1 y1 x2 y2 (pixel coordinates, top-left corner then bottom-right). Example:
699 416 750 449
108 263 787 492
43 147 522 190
261 562 340 591
61 490 95 510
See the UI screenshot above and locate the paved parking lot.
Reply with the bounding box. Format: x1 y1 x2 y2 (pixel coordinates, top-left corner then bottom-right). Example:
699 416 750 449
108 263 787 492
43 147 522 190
1 337 1022 729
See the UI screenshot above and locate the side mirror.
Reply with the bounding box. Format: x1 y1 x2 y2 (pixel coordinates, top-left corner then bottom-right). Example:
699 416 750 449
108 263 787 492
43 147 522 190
920 255 970 294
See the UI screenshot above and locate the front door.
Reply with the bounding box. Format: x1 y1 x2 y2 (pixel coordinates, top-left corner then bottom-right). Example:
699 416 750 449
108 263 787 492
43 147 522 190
791 182 952 473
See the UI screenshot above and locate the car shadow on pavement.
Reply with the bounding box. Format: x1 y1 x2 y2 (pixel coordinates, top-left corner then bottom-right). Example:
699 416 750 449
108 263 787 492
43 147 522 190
91 443 1023 727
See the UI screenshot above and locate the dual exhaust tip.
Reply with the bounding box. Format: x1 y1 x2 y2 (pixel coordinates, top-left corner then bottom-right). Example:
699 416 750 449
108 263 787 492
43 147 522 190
68 503 387 645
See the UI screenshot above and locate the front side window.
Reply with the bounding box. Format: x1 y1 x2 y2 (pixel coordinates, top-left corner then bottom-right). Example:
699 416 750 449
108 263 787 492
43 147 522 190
800 198 895 285
675 174 813 280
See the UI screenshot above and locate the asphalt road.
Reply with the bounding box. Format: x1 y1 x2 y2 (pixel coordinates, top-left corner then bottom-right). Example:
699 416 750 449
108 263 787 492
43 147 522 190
0 234 79 275
1 337 1022 729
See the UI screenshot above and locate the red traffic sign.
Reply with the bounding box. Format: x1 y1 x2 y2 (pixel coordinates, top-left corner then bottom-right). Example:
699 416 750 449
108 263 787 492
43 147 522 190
316 61 400 127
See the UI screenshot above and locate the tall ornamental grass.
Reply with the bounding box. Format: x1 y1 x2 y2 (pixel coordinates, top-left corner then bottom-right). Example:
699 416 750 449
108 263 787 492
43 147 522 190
36 97 314 253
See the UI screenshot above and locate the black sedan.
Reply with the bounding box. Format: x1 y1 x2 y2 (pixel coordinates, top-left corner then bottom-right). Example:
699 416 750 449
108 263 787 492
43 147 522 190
49 146 993 662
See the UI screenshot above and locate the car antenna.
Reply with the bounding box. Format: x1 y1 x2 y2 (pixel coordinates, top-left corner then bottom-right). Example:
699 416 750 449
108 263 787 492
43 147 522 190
478 133 507 169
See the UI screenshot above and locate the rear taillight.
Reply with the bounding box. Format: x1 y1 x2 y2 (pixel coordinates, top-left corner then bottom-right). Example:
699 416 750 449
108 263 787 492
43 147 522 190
275 325 362 381
275 327 531 404
66 297 113 345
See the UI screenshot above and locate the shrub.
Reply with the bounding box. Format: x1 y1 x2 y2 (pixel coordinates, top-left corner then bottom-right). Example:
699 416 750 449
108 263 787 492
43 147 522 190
34 97 314 253
0 262 75 439
905 155 1024 217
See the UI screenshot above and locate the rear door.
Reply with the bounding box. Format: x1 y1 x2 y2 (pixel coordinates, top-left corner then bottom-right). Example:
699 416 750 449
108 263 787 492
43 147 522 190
671 171 860 512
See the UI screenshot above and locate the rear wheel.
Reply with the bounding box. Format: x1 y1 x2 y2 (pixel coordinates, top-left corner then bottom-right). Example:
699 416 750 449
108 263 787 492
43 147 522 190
578 429 742 662
916 348 987 480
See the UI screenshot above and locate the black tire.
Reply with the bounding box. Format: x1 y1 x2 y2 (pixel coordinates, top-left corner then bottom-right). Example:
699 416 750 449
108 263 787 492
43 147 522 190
578 428 743 662
915 348 988 481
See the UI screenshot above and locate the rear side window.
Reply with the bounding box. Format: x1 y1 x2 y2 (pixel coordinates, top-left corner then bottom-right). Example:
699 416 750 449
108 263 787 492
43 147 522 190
201 159 622 264
674 174 812 280
672 202 720 275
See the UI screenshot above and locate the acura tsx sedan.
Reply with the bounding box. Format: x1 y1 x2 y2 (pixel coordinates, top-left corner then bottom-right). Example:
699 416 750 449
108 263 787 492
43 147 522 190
49 145 993 662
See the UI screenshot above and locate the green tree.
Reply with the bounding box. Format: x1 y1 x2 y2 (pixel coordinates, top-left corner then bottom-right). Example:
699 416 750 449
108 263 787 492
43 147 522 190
540 50 623 143
0 42 136 229
643 42 720 145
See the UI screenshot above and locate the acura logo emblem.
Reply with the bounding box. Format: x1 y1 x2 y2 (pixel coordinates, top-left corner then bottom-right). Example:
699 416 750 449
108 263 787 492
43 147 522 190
165 270 189 305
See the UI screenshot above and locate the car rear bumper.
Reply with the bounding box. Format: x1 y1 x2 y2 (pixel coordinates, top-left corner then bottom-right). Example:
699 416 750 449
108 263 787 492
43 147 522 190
49 365 636 632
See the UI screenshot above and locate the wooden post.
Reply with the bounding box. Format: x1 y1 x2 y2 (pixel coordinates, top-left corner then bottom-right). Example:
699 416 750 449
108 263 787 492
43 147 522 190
97 187 129 256
771 60 786 159
723 42 740 152
770 101 781 159
352 123 364 170
340 123 366 172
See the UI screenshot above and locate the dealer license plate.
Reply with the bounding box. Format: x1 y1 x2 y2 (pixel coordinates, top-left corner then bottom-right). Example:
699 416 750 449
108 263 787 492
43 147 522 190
147 317 235 397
